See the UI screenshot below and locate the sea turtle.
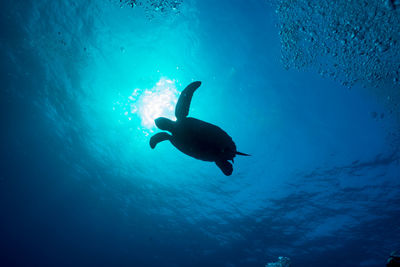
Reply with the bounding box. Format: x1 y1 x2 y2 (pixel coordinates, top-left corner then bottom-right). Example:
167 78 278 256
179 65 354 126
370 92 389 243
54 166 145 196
149 81 249 176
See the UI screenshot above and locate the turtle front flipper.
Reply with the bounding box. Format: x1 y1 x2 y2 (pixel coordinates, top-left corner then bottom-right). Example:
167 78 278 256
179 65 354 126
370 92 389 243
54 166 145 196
175 81 201 120
215 160 233 176
150 132 172 149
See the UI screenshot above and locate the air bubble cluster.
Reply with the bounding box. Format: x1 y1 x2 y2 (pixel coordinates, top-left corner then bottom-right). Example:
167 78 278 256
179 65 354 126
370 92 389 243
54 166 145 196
119 0 182 16
276 0 400 89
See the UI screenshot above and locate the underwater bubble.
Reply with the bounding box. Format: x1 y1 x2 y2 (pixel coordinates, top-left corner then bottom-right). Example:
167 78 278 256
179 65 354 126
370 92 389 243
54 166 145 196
276 0 400 90
118 0 183 17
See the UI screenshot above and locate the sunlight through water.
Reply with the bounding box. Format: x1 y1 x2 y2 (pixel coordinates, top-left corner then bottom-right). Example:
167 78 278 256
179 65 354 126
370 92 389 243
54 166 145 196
125 78 179 130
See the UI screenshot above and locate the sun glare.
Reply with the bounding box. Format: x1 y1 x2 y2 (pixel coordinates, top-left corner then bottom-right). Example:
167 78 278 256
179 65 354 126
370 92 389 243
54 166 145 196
127 78 179 129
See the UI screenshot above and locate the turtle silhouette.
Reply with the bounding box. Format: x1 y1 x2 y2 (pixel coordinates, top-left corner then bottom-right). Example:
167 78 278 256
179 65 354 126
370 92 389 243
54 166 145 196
149 81 249 176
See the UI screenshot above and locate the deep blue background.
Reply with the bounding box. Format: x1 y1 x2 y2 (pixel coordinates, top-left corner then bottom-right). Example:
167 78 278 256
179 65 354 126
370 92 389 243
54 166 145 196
1 0 399 266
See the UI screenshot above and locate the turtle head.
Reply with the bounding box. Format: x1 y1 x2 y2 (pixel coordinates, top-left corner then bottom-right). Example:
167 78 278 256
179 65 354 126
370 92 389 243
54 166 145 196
155 117 175 132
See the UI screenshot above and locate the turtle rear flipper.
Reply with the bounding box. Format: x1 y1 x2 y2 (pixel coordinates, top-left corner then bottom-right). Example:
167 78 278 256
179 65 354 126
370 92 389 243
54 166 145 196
175 81 201 120
215 160 233 176
150 132 172 149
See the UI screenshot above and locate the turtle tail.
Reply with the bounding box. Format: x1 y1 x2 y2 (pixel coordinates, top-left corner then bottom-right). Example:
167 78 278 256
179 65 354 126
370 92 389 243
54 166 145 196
236 151 250 156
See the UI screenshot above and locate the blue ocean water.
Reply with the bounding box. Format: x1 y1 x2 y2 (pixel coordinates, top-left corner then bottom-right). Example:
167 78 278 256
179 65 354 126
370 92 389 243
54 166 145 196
1 0 399 266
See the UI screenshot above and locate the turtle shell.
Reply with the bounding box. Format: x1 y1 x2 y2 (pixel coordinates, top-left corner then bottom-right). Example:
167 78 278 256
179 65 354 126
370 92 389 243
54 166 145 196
170 117 237 162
